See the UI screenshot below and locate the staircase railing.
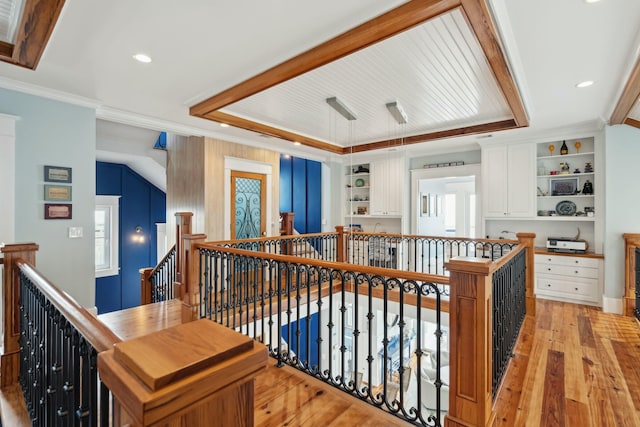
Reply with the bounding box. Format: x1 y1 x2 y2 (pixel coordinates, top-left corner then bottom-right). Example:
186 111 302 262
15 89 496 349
1 242 267 426
195 231 535 427
2 244 121 425
140 244 176 304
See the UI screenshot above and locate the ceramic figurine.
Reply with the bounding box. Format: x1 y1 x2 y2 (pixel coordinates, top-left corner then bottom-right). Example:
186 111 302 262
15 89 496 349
573 168 581 174
560 140 568 155
582 180 593 195
584 162 593 173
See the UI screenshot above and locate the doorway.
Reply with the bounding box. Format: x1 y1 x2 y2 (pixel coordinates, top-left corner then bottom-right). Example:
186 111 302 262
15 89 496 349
411 164 481 238
230 171 267 239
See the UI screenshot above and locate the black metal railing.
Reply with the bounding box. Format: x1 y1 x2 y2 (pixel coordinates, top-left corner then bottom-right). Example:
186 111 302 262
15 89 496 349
491 247 527 398
18 264 118 426
199 245 450 427
346 233 518 275
635 248 640 321
149 244 177 303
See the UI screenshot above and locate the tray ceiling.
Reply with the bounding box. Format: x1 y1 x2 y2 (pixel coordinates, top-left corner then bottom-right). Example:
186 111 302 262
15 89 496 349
222 9 512 148
190 0 528 154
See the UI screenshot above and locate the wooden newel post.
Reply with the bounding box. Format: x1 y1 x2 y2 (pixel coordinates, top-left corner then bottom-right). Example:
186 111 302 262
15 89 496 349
175 212 193 286
98 319 268 426
623 233 640 317
335 225 346 263
517 232 536 317
139 268 153 306
1 243 39 387
444 256 495 427
181 233 207 323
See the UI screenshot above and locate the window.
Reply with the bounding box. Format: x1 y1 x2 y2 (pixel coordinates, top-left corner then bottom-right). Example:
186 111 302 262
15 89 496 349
95 195 119 277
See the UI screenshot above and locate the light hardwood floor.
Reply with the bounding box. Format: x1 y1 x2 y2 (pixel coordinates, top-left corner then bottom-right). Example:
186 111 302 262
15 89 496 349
2 298 639 426
493 298 640 427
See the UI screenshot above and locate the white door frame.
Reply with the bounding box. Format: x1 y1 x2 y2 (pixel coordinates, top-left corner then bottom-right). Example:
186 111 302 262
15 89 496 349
410 164 481 236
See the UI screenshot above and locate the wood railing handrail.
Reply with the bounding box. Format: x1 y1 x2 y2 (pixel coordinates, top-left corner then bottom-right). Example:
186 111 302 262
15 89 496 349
197 241 450 285
208 230 519 246
148 243 177 278
207 231 339 246
16 259 121 351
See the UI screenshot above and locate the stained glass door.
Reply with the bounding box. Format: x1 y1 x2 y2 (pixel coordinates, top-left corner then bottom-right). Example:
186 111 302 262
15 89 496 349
230 171 266 239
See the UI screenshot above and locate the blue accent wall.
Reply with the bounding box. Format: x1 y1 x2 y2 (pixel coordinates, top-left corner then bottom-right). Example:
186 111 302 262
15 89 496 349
279 155 322 234
96 162 166 313
281 312 319 367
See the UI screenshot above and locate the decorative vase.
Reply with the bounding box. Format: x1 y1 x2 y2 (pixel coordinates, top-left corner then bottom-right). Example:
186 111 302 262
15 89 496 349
560 140 568 155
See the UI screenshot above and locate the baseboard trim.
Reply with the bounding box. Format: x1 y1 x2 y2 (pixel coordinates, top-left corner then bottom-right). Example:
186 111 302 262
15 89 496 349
602 296 623 314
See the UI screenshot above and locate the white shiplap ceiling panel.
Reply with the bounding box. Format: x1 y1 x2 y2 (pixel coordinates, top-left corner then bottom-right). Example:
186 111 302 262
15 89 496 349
223 9 512 147
0 0 23 43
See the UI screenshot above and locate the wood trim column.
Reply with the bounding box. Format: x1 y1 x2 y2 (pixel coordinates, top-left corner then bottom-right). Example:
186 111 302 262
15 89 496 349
335 226 346 263
0 243 39 387
175 212 193 286
181 233 207 323
139 268 153 306
517 232 536 316
623 234 640 317
444 256 495 427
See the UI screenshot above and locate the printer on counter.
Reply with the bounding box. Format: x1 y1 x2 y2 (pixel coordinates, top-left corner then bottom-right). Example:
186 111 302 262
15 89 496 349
546 237 588 254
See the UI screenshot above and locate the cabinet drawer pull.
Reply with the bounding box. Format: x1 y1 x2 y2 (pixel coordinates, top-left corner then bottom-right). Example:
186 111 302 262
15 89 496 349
548 268 552 271
547 284 551 287
575 270 579 274
575 260 579 264
575 287 578 291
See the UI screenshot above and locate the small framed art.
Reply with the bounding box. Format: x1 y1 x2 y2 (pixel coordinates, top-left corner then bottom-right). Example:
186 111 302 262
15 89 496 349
44 203 72 220
44 165 72 183
44 185 72 202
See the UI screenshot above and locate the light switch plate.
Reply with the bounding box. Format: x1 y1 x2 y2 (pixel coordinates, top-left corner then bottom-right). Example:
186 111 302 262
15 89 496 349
68 227 83 238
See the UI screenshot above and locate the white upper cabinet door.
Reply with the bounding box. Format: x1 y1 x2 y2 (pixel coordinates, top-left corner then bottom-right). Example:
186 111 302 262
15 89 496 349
482 143 535 218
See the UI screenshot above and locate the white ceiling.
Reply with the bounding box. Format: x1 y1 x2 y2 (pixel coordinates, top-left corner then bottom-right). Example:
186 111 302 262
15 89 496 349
0 0 639 160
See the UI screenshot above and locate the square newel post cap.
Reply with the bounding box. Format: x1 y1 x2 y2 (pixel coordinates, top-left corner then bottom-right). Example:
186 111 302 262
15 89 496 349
98 319 268 425
445 256 493 275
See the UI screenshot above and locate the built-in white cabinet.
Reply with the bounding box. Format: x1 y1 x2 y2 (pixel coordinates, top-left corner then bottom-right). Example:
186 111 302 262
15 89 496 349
535 252 603 306
370 156 403 216
481 143 535 218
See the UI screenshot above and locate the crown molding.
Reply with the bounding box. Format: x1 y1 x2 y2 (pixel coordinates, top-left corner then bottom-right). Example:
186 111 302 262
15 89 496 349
0 75 101 108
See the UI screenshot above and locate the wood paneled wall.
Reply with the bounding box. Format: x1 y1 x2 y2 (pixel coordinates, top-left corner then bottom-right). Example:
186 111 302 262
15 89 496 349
166 136 280 244
166 136 205 247
203 137 280 241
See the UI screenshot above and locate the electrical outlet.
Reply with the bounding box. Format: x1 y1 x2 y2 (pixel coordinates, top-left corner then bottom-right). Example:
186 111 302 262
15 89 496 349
68 227 83 238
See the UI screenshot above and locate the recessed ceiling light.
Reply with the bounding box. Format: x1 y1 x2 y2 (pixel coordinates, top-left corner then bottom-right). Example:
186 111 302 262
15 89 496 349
133 53 152 63
293 142 301 146
219 123 229 128
584 0 601 3
576 80 594 88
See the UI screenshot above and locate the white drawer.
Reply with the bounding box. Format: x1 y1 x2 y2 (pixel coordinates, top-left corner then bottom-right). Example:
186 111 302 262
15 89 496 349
535 275 599 301
535 263 598 279
535 254 600 268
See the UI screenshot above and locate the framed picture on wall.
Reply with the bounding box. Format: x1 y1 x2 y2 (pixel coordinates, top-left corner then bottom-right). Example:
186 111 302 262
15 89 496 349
420 193 429 216
44 165 72 183
44 185 72 201
44 203 72 220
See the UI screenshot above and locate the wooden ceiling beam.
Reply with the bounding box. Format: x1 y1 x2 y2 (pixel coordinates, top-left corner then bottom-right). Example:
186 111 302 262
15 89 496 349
0 0 66 70
459 0 529 128
205 111 344 154
624 118 640 129
209 110 516 155
343 119 517 154
190 0 461 117
610 56 640 125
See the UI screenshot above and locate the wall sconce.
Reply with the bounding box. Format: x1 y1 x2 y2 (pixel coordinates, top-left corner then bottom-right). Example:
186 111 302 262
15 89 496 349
132 226 145 243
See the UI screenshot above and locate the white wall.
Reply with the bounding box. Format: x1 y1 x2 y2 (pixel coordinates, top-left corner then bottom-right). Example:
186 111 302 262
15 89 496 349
604 124 640 302
0 88 96 308
0 114 16 246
